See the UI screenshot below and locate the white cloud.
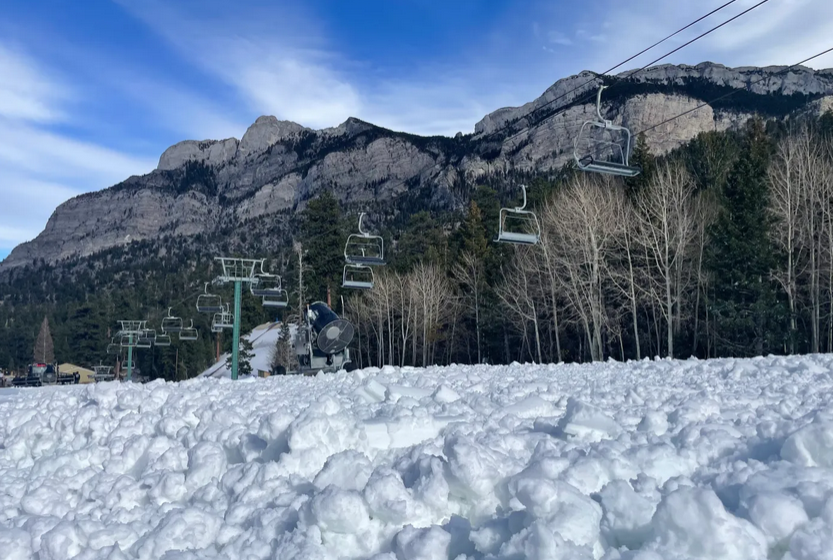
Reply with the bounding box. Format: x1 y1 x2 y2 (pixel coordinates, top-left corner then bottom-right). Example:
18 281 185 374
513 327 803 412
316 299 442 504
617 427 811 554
0 43 156 255
0 44 69 123
548 31 573 46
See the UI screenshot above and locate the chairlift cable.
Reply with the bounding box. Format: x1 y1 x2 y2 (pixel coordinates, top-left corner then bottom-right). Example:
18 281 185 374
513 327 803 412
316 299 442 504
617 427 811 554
633 45 833 137
487 0 741 143
498 0 771 146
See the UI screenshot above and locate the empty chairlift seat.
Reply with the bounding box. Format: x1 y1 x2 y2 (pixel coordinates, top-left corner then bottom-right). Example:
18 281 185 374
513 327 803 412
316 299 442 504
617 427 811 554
179 320 199 341
496 184 541 245
197 283 224 314
342 264 374 290
342 212 386 289
574 85 642 178
161 308 183 333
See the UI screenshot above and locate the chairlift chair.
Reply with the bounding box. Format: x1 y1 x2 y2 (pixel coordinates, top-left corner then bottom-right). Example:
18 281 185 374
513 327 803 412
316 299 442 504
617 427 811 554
179 320 199 341
196 283 223 314
250 261 285 297
107 341 120 355
342 264 374 290
155 333 172 347
496 184 541 245
262 290 290 308
119 334 136 348
161 308 183 333
345 213 385 266
574 85 641 177
142 329 157 342
212 304 234 331
135 335 152 349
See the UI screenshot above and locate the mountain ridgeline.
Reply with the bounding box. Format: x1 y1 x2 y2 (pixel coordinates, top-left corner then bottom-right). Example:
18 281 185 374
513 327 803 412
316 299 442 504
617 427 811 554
1 61 833 378
3 62 833 273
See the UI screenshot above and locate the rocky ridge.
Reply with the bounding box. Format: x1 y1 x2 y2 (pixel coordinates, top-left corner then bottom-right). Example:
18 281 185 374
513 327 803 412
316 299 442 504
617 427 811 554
3 62 833 272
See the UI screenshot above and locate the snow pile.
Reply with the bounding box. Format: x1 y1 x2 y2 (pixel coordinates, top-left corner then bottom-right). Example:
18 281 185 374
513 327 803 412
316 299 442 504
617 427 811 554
2 355 833 559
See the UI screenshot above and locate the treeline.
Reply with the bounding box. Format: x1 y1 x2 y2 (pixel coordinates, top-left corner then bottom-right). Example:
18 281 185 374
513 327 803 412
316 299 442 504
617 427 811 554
3 112 833 376
333 113 833 366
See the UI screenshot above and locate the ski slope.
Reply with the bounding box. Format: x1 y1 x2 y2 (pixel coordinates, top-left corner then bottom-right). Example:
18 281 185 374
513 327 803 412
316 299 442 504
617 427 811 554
2 355 833 559
199 322 283 379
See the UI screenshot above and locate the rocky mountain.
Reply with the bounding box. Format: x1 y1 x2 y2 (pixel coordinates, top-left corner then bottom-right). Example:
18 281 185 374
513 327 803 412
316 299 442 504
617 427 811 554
3 62 833 273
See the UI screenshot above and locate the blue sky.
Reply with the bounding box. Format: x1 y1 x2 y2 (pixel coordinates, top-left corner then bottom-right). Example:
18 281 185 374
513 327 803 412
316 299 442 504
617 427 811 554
1 0 832 261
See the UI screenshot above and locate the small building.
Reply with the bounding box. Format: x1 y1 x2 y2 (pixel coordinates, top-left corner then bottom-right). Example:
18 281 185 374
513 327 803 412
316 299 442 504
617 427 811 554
58 363 96 384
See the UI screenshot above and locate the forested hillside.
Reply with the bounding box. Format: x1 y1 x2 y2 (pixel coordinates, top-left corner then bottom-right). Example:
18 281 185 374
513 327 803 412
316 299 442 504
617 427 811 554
2 110 833 377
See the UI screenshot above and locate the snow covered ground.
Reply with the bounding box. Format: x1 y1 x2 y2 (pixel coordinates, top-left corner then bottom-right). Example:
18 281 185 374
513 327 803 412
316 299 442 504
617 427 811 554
2 355 833 559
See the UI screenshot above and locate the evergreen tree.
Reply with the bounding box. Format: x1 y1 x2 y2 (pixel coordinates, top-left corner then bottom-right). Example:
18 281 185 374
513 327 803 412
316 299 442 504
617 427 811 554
625 133 656 197
33 316 55 364
300 192 345 303
226 338 255 376
706 120 782 356
270 323 297 375
393 212 447 271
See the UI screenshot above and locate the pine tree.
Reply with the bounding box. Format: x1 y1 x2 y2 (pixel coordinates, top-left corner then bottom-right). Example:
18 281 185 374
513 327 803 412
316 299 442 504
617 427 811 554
706 119 783 356
300 192 345 302
270 323 297 375
460 201 489 258
226 338 255 376
625 132 656 197
33 316 55 364
393 212 447 271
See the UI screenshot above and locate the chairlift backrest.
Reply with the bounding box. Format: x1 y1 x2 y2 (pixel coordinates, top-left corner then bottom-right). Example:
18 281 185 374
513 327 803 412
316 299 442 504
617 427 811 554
495 184 541 245
574 85 641 177
262 289 290 308
345 213 385 266
161 307 183 332
155 334 172 347
342 263 374 290
197 283 223 314
179 320 199 341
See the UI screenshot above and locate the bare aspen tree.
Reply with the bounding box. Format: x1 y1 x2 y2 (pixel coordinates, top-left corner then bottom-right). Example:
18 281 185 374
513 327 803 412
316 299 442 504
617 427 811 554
634 162 698 358
691 191 717 357
496 250 541 362
543 174 623 361
453 251 485 363
394 272 415 366
608 200 643 360
537 211 564 362
769 130 812 353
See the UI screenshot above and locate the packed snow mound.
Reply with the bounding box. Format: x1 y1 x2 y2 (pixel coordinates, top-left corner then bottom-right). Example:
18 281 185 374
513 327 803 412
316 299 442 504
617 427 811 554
3 355 833 559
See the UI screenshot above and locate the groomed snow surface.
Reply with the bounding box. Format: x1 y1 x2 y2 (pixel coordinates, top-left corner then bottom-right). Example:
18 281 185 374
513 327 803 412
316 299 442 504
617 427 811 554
3 356 833 560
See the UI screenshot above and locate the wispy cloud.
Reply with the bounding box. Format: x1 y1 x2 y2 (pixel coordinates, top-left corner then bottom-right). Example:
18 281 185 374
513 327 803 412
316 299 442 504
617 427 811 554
115 0 524 136
0 42 155 256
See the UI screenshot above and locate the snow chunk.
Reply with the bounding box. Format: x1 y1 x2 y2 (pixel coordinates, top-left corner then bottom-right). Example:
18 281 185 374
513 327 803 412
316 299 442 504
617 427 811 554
649 487 768 559
744 492 809 546
781 421 833 468
393 525 451 560
557 398 622 442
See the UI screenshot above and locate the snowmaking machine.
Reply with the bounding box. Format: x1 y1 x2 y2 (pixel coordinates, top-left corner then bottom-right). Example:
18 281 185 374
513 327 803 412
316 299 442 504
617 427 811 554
292 302 355 375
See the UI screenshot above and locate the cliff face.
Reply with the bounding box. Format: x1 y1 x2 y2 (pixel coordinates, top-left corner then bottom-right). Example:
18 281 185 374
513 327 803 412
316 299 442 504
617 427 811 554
3 62 833 272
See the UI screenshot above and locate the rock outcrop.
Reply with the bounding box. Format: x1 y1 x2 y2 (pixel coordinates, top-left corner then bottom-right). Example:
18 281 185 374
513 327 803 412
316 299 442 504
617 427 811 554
3 62 833 272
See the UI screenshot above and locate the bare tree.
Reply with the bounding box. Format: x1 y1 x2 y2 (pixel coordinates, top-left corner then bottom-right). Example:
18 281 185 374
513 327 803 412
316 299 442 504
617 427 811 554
634 162 699 358
453 251 486 363
769 129 813 352
542 174 624 361
496 250 542 363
